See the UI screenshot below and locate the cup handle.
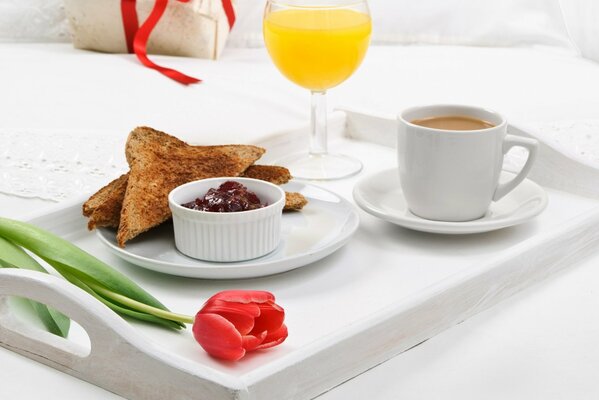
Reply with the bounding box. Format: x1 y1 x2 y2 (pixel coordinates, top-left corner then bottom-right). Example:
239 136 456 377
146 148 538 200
493 134 539 201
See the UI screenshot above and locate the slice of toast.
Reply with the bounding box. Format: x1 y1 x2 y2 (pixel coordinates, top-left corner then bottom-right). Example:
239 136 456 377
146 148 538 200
243 165 291 185
284 192 308 211
83 165 295 230
84 173 128 230
116 127 265 247
82 173 128 217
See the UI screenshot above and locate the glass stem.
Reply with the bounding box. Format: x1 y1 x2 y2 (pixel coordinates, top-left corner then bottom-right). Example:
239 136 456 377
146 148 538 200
310 90 328 156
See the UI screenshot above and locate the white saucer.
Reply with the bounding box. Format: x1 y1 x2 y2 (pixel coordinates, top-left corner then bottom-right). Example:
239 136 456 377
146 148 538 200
353 169 548 234
96 181 359 279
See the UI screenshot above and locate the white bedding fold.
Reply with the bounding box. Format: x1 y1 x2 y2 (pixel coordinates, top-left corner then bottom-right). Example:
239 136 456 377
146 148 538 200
1 43 598 176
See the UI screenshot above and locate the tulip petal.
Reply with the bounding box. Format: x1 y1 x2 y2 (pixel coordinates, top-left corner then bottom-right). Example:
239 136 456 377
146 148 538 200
250 303 285 335
255 324 288 350
207 290 275 304
215 311 255 335
201 300 261 317
193 313 245 361
242 331 267 352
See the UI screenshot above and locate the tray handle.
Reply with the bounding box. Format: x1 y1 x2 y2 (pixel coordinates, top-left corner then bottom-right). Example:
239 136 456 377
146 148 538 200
0 268 139 368
0 270 244 399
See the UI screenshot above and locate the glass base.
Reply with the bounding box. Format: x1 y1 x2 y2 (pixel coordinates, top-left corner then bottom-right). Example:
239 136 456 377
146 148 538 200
274 153 363 181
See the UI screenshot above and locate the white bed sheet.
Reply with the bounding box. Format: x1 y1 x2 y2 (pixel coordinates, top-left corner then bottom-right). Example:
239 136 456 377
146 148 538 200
1 43 599 146
1 43 599 400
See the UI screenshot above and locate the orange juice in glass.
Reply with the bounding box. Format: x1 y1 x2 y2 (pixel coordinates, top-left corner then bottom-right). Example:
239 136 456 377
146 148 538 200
264 1 371 180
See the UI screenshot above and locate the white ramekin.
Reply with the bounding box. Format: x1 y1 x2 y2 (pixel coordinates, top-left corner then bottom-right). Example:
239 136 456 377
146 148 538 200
168 177 285 262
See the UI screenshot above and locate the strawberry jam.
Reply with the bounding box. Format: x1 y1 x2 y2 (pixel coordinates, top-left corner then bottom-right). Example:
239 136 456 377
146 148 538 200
182 181 266 212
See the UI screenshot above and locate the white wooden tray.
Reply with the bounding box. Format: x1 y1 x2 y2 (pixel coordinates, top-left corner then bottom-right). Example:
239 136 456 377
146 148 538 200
1 111 599 400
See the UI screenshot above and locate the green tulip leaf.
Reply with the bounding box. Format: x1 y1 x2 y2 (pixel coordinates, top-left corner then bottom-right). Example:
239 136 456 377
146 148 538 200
0 237 71 338
50 259 184 330
0 218 187 330
0 218 168 311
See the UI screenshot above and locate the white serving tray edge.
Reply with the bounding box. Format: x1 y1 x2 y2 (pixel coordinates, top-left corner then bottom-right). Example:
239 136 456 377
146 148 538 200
241 206 599 399
2 109 599 400
0 197 598 400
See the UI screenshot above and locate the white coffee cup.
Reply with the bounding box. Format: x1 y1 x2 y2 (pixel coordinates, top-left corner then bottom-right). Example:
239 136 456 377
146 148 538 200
397 105 538 222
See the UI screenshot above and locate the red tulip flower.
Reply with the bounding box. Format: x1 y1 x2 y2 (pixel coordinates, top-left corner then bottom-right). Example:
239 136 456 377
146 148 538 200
192 290 288 361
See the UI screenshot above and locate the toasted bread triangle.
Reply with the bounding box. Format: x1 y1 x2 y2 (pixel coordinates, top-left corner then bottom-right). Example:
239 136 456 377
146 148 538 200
243 165 291 185
85 173 128 230
116 127 265 247
284 192 309 211
83 164 296 231
83 173 127 217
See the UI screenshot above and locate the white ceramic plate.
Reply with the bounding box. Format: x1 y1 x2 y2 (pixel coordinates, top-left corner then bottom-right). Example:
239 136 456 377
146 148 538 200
353 169 548 234
96 182 359 279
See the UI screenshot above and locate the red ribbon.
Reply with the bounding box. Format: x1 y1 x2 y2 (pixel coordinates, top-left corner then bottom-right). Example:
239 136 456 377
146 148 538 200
121 0 139 53
121 0 236 85
221 0 236 28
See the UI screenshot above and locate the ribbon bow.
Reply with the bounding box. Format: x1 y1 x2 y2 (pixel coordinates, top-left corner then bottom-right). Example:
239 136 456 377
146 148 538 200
121 0 236 84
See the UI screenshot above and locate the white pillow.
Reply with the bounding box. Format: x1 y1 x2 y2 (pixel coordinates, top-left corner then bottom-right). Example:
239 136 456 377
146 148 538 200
0 0 70 42
227 0 576 52
560 0 599 62
0 0 576 54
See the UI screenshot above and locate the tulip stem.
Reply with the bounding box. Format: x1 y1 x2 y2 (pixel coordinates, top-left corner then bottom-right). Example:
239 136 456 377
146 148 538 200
86 282 194 325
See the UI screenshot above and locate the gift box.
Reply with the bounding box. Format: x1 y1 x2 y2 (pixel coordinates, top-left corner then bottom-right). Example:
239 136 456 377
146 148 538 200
64 0 236 60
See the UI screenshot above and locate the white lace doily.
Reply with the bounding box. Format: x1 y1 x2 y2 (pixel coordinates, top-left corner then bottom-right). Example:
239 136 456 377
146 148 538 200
529 120 599 170
503 119 599 173
0 130 127 201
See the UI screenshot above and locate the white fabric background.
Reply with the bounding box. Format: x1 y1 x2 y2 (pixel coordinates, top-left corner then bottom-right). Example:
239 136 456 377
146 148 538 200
560 0 599 62
228 0 576 51
0 0 69 42
3 41 599 202
2 43 599 143
1 2 598 202
0 0 582 53
0 3 598 397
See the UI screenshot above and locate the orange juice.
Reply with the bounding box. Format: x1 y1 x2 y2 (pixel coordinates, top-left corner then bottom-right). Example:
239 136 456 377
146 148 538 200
264 9 371 91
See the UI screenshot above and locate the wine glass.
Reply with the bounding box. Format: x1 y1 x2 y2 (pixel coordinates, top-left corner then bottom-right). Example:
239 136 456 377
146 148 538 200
263 0 371 180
